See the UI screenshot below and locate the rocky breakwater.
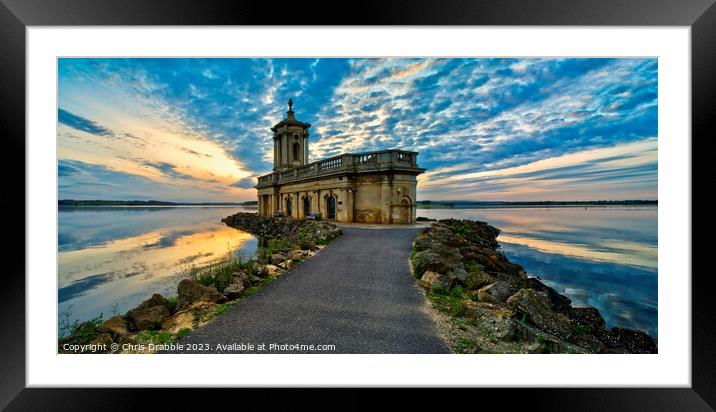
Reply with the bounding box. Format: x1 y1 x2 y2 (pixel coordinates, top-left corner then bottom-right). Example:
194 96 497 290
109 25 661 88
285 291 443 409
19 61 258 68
411 219 657 354
58 213 342 354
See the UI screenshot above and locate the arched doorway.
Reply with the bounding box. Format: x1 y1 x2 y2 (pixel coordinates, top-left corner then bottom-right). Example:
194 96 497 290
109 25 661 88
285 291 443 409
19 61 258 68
399 197 411 223
286 196 292 217
327 196 336 220
303 196 311 217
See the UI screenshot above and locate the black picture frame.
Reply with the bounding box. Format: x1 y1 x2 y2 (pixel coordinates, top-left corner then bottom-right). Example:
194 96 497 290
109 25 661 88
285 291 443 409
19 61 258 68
1 0 712 409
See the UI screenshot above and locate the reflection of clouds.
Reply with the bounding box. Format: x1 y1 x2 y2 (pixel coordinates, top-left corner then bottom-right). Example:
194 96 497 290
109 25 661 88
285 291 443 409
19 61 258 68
499 234 657 270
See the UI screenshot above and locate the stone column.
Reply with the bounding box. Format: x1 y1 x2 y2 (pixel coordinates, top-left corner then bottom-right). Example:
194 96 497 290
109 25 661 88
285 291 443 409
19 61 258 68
303 133 309 165
381 176 393 224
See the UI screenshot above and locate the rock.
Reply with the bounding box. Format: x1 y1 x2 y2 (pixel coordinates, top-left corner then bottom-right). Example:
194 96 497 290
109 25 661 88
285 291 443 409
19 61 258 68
463 270 493 290
507 288 572 341
411 248 466 280
265 264 280 276
601 327 657 354
231 271 249 284
476 280 514 303
223 281 245 300
287 250 305 260
462 300 518 341
279 259 293 270
97 316 130 341
126 293 170 331
416 216 436 222
88 333 113 353
250 262 267 277
177 279 227 311
527 277 572 312
161 310 195 334
568 307 606 332
270 253 286 265
477 287 500 304
419 271 453 290
249 274 263 284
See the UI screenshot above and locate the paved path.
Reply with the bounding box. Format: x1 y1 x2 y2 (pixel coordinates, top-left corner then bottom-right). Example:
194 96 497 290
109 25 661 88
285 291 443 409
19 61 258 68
168 226 448 354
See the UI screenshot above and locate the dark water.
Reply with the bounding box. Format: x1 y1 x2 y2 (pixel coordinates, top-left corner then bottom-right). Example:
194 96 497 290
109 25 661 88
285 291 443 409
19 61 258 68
58 206 258 329
417 206 658 338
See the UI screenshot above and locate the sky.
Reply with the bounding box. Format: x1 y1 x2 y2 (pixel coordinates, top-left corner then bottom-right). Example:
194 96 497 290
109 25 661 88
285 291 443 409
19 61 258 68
57 58 657 202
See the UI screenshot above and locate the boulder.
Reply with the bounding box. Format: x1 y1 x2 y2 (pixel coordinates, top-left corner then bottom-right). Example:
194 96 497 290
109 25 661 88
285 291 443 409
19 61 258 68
97 315 130 341
476 280 514 303
463 270 493 290
177 279 227 311
222 281 245 300
279 259 294 270
250 262 268 277
601 327 657 354
126 294 170 331
506 288 572 341
270 253 286 265
287 250 305 260
161 310 195 334
265 264 280 276
419 271 453 290
568 306 606 332
411 248 466 280
527 277 572 312
231 271 249 284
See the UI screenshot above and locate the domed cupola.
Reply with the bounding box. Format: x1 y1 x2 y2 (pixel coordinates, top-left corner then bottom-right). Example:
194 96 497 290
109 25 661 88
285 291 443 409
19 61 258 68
270 98 311 170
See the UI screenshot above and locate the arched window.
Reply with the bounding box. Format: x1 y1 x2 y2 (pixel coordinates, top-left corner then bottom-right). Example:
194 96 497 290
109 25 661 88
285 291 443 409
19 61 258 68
303 196 311 217
292 142 300 162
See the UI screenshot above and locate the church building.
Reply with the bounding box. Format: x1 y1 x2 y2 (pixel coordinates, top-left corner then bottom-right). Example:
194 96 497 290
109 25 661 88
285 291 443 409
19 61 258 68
256 99 425 224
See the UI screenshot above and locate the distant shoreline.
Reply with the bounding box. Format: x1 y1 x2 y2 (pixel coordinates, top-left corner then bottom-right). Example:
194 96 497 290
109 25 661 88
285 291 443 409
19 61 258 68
416 200 657 209
58 199 258 207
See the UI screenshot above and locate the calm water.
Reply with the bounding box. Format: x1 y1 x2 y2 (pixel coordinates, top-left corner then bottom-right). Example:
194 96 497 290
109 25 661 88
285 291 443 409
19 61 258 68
417 206 658 338
59 205 658 339
58 206 258 329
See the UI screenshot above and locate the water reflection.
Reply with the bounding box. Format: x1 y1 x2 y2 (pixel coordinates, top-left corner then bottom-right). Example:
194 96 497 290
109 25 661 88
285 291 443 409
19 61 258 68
417 206 658 337
58 206 258 326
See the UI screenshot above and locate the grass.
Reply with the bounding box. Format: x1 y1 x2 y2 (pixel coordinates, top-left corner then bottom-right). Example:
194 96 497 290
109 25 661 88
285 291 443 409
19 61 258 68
186 252 259 291
176 328 191 339
454 337 481 354
59 313 104 342
569 323 592 335
164 296 178 314
449 223 470 235
427 286 467 317
136 330 173 345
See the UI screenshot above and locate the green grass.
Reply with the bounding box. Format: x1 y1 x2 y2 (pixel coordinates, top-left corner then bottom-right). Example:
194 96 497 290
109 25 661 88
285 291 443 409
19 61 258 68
137 330 173 345
449 223 470 235
454 337 480 353
176 328 191 339
427 287 467 317
164 296 178 314
569 323 592 335
59 313 104 342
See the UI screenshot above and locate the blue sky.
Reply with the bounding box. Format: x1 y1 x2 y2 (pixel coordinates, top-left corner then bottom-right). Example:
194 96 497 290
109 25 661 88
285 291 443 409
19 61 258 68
58 58 657 202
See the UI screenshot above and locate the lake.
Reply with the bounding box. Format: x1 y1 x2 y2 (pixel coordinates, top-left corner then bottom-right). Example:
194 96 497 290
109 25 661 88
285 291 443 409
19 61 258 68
58 206 258 330
58 205 657 339
417 206 658 338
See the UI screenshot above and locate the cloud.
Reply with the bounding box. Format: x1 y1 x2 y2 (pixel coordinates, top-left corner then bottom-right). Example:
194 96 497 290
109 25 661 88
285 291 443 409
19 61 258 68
58 109 113 137
58 57 658 202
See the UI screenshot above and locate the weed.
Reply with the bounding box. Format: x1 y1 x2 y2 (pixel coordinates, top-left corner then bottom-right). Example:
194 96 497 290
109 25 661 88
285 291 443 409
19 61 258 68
454 338 480 353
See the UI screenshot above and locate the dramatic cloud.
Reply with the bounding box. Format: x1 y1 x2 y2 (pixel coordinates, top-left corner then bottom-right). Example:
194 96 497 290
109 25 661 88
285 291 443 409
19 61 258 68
58 58 658 202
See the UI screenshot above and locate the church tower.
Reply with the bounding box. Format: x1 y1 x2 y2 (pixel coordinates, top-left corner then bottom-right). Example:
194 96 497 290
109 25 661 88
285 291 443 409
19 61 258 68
271 98 311 171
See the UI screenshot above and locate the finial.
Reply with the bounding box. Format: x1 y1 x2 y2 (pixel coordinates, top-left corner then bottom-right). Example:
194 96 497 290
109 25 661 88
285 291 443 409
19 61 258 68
288 98 293 111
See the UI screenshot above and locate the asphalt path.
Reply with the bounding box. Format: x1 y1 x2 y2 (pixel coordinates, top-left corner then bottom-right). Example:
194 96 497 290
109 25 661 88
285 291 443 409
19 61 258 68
167 226 449 354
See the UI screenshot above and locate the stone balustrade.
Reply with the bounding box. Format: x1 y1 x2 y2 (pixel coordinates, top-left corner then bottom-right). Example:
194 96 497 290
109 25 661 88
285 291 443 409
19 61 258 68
257 149 421 188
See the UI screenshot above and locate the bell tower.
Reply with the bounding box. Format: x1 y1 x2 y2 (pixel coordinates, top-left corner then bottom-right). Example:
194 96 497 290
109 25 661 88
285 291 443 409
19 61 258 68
271 98 311 171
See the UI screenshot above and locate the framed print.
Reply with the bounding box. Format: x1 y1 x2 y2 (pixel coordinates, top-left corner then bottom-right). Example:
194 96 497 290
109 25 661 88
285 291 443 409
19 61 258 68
2 0 714 409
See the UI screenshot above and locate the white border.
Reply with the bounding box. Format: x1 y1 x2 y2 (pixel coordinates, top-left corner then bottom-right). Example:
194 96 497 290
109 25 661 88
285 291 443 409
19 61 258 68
27 27 690 387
